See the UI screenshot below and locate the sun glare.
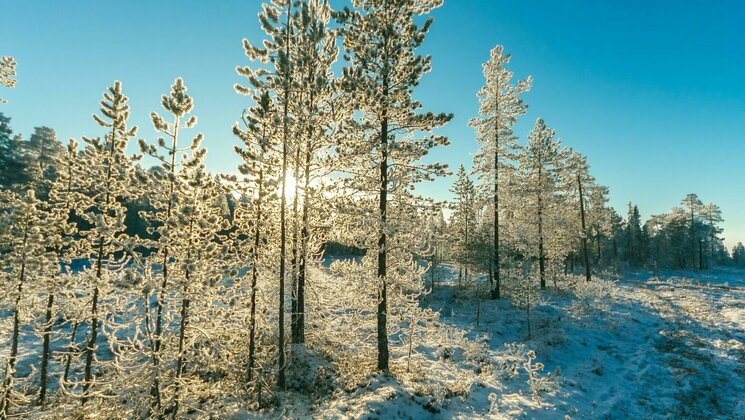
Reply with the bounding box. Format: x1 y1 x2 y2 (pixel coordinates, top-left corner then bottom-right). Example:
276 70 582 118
284 170 297 202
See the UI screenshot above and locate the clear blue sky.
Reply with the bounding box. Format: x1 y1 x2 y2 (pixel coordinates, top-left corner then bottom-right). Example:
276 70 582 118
2 0 745 248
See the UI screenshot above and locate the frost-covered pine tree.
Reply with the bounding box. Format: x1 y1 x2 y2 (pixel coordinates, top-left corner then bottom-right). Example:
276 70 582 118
681 193 704 269
0 56 16 104
74 81 139 405
562 151 595 282
700 202 724 267
449 165 478 286
37 138 85 405
231 89 281 388
137 77 203 414
166 155 227 417
335 0 452 372
0 190 57 416
288 0 340 348
470 45 531 299
237 0 299 388
516 118 567 290
422 203 448 291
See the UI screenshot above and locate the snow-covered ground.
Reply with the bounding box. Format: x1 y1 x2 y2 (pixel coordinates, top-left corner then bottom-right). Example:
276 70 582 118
3 265 743 418
307 265 745 419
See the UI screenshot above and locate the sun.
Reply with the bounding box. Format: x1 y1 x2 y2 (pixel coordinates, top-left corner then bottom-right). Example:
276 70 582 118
284 170 297 202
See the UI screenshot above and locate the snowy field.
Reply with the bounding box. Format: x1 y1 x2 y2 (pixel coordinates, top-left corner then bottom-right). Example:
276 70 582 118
304 265 745 419
1 265 742 419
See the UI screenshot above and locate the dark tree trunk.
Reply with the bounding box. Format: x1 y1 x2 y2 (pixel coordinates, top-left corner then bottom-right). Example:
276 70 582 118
538 189 546 290
290 132 301 344
83 122 117 406
296 135 312 345
699 239 703 270
172 287 190 418
1 230 28 417
248 151 264 382
63 321 79 384
577 173 592 282
377 112 390 372
172 219 194 418
151 114 179 415
38 292 54 404
491 81 501 300
277 1 292 389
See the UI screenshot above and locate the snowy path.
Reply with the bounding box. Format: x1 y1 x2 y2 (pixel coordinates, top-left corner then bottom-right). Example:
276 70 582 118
615 276 745 418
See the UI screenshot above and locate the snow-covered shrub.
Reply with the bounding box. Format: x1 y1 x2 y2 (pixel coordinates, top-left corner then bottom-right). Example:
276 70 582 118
523 350 557 400
494 342 527 381
569 276 612 315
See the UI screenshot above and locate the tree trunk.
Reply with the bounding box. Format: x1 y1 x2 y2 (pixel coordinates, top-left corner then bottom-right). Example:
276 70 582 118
377 112 390 372
577 173 591 282
247 150 264 382
277 1 292 389
698 239 703 270
38 292 54 404
1 230 28 417
172 218 194 418
537 189 546 290
172 287 190 418
151 114 179 415
290 126 301 344
63 321 79 384
491 81 501 300
296 135 312 345
83 122 117 406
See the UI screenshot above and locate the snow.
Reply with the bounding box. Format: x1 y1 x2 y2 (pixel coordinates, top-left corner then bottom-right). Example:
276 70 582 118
4 265 743 418
304 264 745 419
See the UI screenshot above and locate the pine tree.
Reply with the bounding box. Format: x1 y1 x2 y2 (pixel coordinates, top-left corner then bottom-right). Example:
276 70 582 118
237 0 299 388
0 56 16 104
449 165 477 286
231 89 280 385
564 151 594 281
137 77 202 414
470 45 531 299
681 193 704 269
701 203 724 268
23 127 66 200
0 190 57 416
37 138 85 405
169 159 226 417
732 242 745 267
289 0 339 346
76 81 138 405
516 119 567 289
336 0 452 372
0 114 29 191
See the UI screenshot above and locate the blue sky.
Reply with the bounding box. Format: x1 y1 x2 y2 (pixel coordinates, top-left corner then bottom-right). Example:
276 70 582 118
2 0 744 247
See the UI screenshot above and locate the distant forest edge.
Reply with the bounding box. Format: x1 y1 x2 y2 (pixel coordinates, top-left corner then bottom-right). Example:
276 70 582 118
0 112 735 271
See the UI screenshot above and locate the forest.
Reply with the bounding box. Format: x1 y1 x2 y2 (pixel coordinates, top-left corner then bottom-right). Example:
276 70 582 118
0 1 743 419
